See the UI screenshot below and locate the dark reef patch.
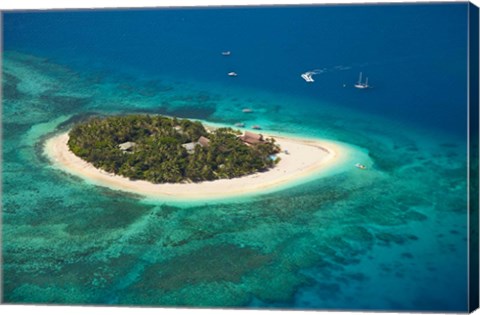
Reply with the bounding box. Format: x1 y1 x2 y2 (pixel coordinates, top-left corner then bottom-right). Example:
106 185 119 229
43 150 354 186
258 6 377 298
39 94 91 112
134 244 273 293
163 104 217 120
2 122 33 134
63 199 153 235
2 72 25 100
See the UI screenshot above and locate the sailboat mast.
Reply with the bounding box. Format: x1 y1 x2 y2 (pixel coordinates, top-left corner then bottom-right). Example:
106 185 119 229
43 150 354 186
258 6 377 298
358 72 363 84
365 77 369 86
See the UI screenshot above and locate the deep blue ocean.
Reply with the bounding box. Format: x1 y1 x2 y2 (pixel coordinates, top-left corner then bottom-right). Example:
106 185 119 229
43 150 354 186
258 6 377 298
4 4 468 135
1 3 471 311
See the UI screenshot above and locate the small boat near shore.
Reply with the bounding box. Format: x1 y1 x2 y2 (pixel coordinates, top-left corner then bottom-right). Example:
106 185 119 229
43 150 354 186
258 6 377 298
242 108 253 113
221 51 231 56
252 125 262 130
228 72 238 77
235 122 245 127
355 163 367 170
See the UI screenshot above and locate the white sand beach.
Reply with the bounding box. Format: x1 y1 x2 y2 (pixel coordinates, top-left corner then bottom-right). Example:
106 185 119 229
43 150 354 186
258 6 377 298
44 132 349 200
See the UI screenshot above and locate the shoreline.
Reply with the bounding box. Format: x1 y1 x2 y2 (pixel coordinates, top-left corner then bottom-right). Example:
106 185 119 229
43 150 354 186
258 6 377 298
44 131 350 200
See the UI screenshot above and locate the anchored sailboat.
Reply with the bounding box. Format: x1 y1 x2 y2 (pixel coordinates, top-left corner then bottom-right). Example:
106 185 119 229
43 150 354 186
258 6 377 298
354 72 370 89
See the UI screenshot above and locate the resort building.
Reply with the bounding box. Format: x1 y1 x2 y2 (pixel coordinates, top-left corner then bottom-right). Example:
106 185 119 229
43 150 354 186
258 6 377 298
182 142 198 153
118 141 136 152
198 136 210 147
240 131 263 145
182 136 211 154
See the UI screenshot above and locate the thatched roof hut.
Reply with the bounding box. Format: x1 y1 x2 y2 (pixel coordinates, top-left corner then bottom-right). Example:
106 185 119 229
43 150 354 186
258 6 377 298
198 136 210 147
240 131 263 145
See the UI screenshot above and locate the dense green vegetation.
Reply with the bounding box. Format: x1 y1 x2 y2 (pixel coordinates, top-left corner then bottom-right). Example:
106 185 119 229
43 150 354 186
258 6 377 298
67 114 280 183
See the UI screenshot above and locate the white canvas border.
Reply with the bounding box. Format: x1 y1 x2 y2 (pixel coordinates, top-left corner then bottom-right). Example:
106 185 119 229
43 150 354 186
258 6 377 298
0 1 478 315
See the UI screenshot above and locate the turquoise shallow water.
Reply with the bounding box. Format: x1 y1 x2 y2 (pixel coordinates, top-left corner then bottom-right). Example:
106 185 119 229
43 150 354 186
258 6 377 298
2 51 468 311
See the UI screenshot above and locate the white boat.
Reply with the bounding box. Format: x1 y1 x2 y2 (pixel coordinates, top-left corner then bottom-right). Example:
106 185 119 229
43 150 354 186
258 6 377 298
221 51 231 56
355 163 367 170
234 122 245 127
242 108 253 113
354 72 370 89
228 72 238 77
301 72 315 83
301 69 326 83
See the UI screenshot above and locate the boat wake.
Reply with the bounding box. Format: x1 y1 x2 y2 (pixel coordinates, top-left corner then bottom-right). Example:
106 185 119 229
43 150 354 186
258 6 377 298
301 64 351 83
300 69 325 82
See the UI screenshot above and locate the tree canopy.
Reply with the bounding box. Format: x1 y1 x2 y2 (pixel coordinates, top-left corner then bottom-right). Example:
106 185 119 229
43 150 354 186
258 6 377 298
67 114 280 183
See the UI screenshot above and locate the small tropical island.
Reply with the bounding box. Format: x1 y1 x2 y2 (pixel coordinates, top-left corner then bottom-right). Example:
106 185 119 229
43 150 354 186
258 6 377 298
67 114 281 183
44 114 352 199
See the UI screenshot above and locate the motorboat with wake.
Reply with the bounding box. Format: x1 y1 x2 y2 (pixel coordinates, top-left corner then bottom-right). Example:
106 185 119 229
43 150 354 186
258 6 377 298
300 69 325 83
301 72 315 82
